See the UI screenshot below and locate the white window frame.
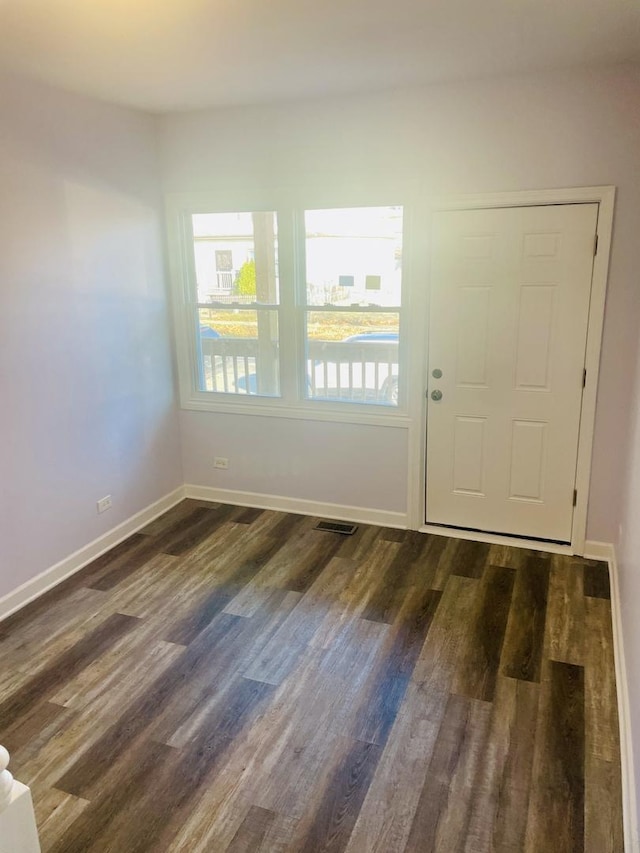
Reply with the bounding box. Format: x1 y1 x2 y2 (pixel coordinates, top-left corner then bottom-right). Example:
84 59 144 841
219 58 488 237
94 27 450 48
165 190 411 428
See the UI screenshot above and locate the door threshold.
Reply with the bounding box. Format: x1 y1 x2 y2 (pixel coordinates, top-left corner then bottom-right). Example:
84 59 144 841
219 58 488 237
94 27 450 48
419 524 574 556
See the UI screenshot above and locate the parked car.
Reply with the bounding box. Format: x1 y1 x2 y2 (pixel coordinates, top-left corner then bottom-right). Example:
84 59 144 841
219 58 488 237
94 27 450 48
199 325 221 339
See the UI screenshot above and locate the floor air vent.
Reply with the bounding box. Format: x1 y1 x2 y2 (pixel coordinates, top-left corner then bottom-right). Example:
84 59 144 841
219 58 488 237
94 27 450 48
315 520 358 535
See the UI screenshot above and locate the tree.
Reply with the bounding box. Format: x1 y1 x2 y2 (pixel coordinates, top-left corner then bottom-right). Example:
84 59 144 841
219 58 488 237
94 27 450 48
234 259 256 297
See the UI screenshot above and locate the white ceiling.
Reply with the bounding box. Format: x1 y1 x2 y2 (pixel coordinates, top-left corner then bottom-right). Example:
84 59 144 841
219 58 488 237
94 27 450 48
0 0 638 113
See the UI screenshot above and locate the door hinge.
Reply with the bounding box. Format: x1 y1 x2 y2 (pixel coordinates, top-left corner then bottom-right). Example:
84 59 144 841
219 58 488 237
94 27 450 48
573 489 578 507
594 233 599 256
583 368 587 388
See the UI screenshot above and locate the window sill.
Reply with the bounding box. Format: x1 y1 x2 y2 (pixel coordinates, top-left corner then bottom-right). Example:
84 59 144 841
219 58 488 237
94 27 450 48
179 394 412 428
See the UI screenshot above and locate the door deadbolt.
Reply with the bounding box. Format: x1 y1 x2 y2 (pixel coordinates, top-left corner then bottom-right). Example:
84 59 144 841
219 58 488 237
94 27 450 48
432 368 443 379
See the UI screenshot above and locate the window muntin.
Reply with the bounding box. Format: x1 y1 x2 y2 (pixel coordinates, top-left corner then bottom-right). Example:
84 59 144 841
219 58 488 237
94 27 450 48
190 212 280 397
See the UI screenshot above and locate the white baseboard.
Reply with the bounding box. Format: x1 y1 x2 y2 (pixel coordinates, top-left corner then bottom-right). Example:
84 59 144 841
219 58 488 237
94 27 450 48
584 540 639 853
184 484 408 530
0 486 186 625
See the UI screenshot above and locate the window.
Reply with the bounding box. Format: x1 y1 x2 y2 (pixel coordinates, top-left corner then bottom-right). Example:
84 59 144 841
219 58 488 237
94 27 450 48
303 207 402 405
192 211 280 397
170 198 406 423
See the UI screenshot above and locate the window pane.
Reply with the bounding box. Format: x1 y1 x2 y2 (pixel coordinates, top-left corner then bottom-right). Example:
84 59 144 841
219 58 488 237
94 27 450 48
198 308 279 396
304 207 402 307
192 212 279 305
305 312 399 405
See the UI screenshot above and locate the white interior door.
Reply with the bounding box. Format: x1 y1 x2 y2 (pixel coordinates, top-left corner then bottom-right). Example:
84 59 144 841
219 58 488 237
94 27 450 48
426 203 598 542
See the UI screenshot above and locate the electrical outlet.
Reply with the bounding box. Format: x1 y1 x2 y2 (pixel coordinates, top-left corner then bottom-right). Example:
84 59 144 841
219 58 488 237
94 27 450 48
97 495 112 514
214 457 229 469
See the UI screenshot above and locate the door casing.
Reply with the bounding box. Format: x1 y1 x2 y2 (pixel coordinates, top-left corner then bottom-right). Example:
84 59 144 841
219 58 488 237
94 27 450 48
407 185 615 556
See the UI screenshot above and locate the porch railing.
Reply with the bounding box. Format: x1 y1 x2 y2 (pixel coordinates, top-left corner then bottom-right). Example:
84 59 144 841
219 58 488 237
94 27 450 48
307 340 398 403
200 337 398 403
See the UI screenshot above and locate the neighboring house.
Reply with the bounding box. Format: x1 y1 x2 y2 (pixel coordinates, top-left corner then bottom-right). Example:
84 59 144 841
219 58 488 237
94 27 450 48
192 220 255 300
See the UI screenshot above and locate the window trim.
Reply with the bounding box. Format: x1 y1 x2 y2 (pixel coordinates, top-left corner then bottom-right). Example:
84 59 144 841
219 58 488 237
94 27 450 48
165 191 411 428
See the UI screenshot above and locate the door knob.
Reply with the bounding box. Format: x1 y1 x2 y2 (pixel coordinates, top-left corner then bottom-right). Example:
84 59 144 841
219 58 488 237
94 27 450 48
431 389 443 401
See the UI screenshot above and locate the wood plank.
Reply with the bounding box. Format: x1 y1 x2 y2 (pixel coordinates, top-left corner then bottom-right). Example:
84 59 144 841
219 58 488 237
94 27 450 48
85 535 162 591
360 533 445 624
0 700 70 758
501 556 549 683
584 596 619 762
138 498 220 537
411 574 477 686
379 527 407 543
293 738 382 853
225 805 277 851
545 555 584 665
525 660 585 853
352 587 442 745
452 564 515 702
154 503 236 557
404 694 492 853
0 587 109 665
584 754 623 853
450 538 491 579
345 577 478 853
432 536 490 589
335 523 382 560
48 637 185 713
232 506 266 525
344 685 443 853
48 740 177 853
464 676 539 853
488 544 548 571
582 559 611 600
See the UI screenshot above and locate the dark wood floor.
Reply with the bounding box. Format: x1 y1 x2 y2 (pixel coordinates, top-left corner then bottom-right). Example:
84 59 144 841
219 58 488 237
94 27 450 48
0 500 623 852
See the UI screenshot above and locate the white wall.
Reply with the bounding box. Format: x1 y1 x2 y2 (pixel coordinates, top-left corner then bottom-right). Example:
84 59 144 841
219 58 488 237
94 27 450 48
0 73 182 600
161 64 640 540
617 331 640 832
180 412 408 513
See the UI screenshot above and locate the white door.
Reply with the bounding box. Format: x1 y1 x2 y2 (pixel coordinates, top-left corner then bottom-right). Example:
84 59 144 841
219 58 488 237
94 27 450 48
426 203 598 542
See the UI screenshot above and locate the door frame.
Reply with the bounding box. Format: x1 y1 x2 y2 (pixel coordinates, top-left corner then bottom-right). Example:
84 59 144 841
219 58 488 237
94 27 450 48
407 185 616 556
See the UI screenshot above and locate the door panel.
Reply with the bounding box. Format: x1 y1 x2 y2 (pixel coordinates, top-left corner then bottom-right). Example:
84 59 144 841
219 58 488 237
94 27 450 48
453 416 486 495
426 203 598 542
